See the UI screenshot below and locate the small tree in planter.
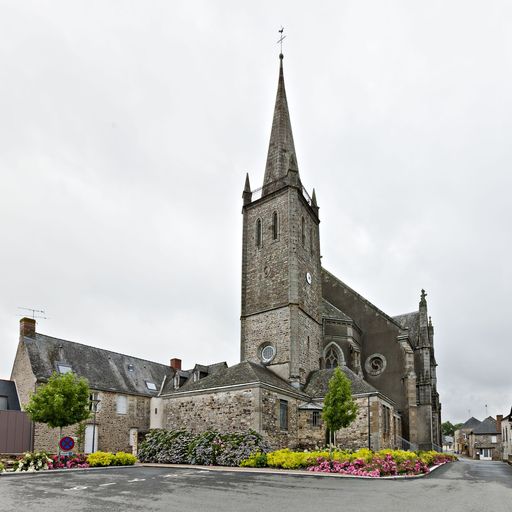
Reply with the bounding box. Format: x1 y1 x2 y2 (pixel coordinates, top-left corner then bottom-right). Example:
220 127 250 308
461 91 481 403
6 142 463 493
322 367 358 452
25 372 91 455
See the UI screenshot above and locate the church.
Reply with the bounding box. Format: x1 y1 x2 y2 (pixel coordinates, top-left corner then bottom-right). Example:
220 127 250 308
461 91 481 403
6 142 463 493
10 52 441 454
153 53 442 452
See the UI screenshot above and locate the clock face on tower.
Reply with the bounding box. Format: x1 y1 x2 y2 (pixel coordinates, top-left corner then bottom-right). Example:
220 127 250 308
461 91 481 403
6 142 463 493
306 272 312 285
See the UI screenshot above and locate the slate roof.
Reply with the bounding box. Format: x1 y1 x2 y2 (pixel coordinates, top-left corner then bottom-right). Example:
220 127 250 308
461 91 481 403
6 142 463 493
23 333 173 397
159 362 228 395
0 379 21 410
322 299 353 322
472 416 498 435
304 366 378 398
460 416 482 430
393 311 420 344
164 360 307 397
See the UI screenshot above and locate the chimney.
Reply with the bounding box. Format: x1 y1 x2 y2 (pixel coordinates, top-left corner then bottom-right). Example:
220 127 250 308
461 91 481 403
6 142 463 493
170 358 182 371
497 415 503 433
20 317 36 338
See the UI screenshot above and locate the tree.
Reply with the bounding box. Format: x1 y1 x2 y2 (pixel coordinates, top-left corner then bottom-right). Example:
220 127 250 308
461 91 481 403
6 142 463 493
25 372 91 454
442 421 463 437
441 421 455 437
322 367 358 450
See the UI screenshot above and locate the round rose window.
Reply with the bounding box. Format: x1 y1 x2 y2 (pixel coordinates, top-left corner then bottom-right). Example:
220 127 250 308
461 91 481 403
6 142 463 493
365 354 387 376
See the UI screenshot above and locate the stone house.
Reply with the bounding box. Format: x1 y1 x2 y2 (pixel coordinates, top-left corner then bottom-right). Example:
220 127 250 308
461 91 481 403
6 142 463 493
467 416 501 461
501 408 512 462
454 416 481 455
10 317 174 454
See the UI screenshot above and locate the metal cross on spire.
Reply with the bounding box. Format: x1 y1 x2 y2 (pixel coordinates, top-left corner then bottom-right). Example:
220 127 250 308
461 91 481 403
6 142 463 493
277 27 286 56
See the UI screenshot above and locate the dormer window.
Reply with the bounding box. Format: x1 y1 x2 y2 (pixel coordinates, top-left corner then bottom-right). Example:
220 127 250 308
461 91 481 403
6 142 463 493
145 381 157 391
127 364 134 372
58 364 72 374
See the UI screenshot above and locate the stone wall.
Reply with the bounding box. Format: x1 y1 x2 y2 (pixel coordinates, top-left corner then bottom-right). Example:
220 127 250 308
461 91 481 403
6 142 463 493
10 338 37 408
298 396 401 451
163 389 258 433
260 388 300 449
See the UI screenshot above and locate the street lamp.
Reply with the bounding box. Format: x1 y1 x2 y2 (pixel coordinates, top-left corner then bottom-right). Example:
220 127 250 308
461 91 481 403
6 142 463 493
89 397 101 453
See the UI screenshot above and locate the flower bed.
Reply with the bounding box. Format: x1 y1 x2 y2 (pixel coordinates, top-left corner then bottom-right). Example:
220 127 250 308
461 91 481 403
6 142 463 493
1 450 137 473
241 448 457 477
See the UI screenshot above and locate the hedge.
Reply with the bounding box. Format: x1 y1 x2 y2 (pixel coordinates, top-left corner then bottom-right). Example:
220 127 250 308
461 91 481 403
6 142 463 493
138 429 269 467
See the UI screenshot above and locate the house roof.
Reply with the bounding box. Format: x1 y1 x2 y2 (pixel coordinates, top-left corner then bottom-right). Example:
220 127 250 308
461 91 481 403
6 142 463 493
163 360 307 397
304 366 378 398
159 362 227 395
0 379 21 410
460 416 482 430
472 416 499 435
23 333 173 397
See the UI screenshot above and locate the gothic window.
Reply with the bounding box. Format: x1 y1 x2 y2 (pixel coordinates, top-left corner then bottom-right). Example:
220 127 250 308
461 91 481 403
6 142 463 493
310 227 313 254
279 400 288 430
325 346 339 369
272 211 278 240
256 219 262 248
301 217 305 246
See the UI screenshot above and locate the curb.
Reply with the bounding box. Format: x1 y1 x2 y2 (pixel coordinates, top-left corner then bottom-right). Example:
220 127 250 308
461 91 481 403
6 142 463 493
0 461 451 480
0 465 138 478
138 461 450 480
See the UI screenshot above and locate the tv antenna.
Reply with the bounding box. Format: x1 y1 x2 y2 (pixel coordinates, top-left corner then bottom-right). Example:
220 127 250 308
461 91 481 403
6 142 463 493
18 307 47 320
277 27 286 55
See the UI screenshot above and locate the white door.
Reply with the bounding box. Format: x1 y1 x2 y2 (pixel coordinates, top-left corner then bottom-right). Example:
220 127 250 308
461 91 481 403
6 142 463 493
480 448 492 460
84 425 99 453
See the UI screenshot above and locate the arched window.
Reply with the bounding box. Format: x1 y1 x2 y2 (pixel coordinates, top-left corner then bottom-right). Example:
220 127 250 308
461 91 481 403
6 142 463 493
310 227 313 254
272 211 278 240
256 219 262 248
301 217 305 246
325 346 339 369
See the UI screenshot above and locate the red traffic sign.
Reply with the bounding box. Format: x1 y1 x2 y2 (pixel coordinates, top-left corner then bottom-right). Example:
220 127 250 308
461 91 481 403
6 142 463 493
59 436 75 452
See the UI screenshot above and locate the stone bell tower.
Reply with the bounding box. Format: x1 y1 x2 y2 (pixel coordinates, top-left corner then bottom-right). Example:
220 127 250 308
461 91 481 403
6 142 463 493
240 53 322 388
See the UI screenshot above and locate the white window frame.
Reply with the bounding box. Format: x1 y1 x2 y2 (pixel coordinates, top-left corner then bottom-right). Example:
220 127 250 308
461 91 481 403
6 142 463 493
116 395 128 415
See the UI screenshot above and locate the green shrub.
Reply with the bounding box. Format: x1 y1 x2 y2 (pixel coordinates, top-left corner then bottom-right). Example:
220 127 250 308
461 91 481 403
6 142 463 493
0 462 5 472
113 452 137 466
87 451 115 467
240 452 267 467
138 429 269 467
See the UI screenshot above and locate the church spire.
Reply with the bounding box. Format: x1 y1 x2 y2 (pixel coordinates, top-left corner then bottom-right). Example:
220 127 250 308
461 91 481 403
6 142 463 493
263 54 299 189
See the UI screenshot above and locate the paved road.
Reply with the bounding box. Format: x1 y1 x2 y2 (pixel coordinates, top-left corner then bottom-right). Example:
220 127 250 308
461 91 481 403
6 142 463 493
0 458 510 512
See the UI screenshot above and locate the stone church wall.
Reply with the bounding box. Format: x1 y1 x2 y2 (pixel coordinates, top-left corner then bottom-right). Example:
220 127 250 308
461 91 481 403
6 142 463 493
298 396 401 451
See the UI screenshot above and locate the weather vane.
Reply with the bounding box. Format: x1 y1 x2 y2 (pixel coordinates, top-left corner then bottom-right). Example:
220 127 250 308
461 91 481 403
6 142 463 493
277 26 286 55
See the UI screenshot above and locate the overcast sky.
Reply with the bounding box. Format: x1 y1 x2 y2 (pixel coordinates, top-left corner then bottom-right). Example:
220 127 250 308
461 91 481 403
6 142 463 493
1 1 511 424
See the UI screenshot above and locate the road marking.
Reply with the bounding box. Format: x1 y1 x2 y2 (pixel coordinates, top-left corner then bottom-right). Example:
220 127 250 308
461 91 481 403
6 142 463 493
99 483 116 486
65 486 88 491
161 474 178 478
128 478 146 482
